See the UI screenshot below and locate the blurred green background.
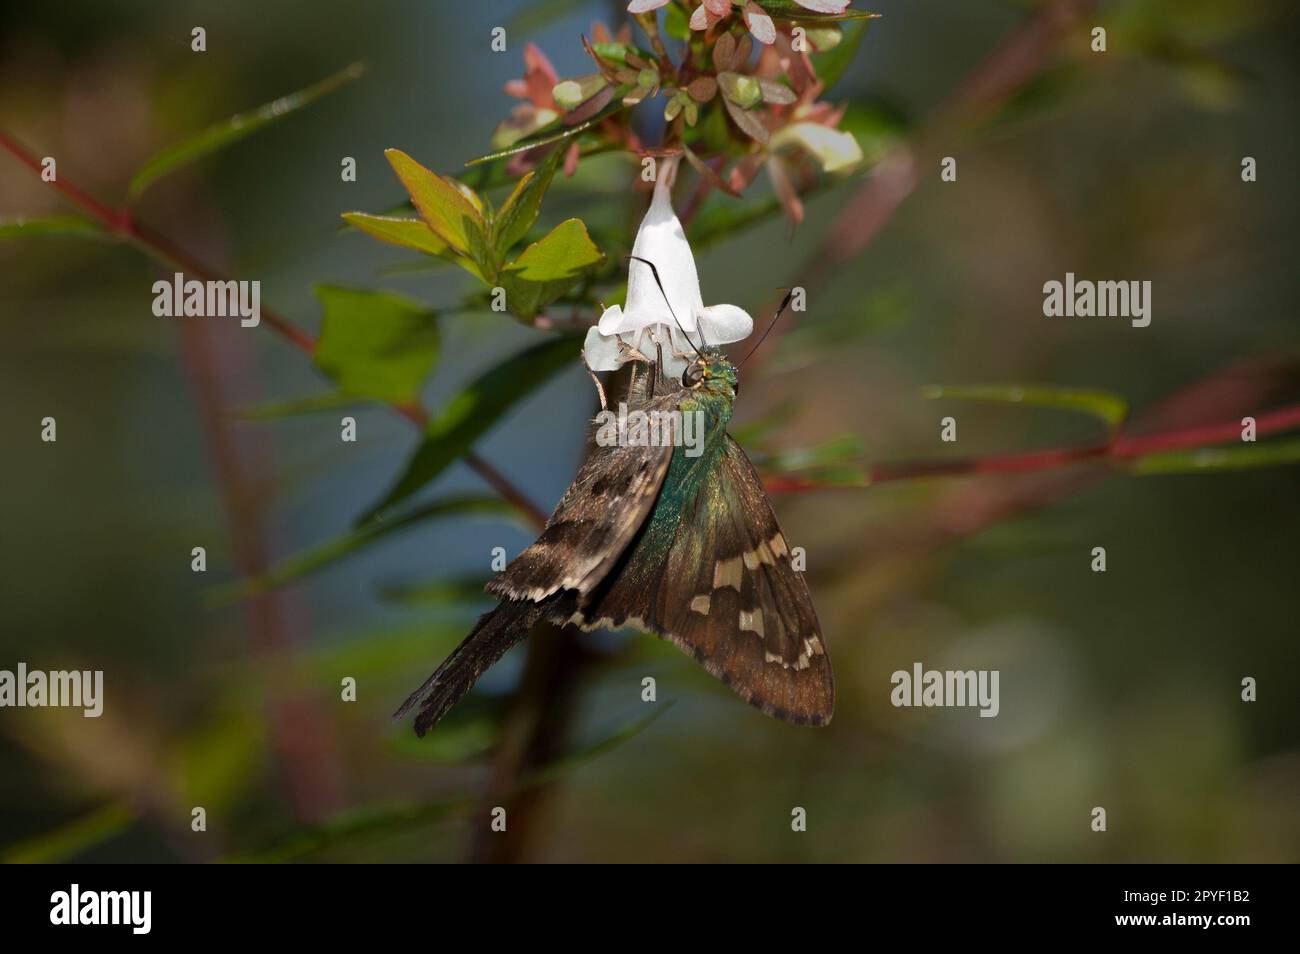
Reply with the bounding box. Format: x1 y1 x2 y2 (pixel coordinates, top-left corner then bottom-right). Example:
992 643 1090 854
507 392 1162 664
2 0 1298 862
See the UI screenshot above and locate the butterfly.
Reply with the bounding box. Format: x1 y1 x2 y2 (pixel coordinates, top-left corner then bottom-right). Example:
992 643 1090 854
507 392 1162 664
396 282 833 734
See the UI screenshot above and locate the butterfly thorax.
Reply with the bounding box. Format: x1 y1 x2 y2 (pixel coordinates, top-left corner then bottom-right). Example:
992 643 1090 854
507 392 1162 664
619 351 738 585
669 348 737 493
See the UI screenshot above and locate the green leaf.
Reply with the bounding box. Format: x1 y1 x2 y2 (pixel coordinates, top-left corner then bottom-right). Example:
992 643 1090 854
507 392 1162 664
493 147 561 258
500 218 604 320
360 333 583 522
341 212 448 256
1129 437 1300 476
465 98 628 166
384 149 488 264
1 802 136 864
813 19 871 91
663 2 690 40
585 42 657 69
387 711 499 763
507 0 589 34
719 72 763 109
755 434 868 488
751 1 881 22
209 495 521 604
127 61 366 199
553 74 610 111
0 214 108 240
343 212 483 281
237 391 368 421
759 434 865 474
922 384 1129 432
313 286 440 404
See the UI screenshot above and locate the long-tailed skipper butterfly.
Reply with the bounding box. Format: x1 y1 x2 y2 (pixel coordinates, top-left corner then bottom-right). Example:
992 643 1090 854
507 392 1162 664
396 268 833 734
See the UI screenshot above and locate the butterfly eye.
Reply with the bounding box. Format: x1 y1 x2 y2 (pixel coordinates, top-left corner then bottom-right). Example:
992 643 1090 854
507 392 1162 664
682 363 705 388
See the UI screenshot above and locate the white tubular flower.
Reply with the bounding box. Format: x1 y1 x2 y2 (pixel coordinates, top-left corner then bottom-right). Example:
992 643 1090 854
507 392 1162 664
583 159 753 378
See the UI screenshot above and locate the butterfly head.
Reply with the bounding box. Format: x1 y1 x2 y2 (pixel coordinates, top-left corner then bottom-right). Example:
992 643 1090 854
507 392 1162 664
680 348 738 400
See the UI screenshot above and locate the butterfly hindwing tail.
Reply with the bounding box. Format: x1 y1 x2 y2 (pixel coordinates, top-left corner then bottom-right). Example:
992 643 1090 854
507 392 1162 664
395 599 546 736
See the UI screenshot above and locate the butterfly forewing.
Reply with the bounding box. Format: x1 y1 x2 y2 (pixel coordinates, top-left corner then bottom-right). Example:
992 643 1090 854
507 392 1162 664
486 391 678 602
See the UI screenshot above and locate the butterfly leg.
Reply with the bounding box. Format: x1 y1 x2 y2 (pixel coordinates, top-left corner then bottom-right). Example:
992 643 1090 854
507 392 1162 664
581 350 608 411
653 336 667 396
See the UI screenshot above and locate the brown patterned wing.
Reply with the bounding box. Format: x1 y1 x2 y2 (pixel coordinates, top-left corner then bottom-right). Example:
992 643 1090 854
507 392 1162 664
577 435 833 726
486 391 679 602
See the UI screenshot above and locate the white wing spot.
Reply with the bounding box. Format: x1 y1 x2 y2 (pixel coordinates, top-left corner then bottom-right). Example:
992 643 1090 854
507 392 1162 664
689 594 711 615
712 556 743 591
739 609 765 638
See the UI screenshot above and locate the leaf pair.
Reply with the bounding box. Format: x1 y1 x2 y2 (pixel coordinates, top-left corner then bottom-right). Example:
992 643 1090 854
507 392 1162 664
345 148 602 319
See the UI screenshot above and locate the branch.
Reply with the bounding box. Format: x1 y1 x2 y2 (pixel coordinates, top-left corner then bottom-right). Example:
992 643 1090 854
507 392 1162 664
764 397 1300 494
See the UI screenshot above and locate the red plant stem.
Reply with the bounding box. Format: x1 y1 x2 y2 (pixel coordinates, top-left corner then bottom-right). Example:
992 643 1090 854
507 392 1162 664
174 317 344 821
1112 403 1300 457
765 401 1300 494
0 130 548 530
0 129 351 820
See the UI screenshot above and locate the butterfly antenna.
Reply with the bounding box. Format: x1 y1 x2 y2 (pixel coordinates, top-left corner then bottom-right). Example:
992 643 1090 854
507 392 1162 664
738 289 794 368
627 255 701 356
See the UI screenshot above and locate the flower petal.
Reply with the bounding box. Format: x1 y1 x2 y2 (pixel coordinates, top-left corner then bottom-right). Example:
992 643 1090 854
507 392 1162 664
698 303 754 345
627 0 671 13
583 325 624 372
624 163 704 334
771 122 863 173
743 2 777 45
597 303 634 335
794 0 852 13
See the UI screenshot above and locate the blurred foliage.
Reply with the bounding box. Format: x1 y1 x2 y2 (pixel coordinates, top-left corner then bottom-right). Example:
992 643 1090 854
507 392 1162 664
923 384 1129 432
211 495 524 604
2 0 1298 864
128 61 367 200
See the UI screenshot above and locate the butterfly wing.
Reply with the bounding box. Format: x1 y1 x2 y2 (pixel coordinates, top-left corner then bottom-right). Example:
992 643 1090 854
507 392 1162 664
486 389 680 602
577 435 833 725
